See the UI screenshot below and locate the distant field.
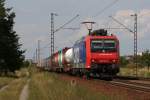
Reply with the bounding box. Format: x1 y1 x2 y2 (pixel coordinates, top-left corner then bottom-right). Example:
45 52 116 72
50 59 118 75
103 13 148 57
119 67 150 77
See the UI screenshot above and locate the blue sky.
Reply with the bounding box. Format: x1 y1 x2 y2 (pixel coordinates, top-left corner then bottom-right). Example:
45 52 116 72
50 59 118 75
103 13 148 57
6 0 150 59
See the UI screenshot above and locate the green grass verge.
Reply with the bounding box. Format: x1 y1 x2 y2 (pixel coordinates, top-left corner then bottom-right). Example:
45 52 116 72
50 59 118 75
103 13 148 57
119 67 150 77
0 66 30 89
29 71 124 100
0 77 27 100
0 77 14 88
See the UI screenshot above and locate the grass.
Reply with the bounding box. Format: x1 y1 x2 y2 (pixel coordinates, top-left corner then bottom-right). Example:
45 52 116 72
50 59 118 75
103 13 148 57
0 67 29 89
0 67 30 100
119 67 150 78
0 77 14 88
0 67 29 88
0 77 27 100
28 68 125 100
0 65 126 100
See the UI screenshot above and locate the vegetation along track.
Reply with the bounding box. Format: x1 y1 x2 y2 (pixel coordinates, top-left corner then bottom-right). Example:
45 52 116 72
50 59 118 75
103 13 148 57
59 73 150 100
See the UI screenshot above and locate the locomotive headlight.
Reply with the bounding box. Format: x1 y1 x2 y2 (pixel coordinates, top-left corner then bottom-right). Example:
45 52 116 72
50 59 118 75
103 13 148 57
91 59 95 62
87 66 90 68
112 60 116 63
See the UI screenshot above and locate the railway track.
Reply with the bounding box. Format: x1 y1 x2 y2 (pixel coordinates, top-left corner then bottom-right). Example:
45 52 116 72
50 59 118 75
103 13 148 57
114 75 150 81
60 73 150 93
110 80 150 93
112 75 150 92
59 73 150 100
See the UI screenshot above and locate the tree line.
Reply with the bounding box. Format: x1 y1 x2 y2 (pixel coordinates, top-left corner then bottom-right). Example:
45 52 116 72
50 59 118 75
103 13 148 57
0 0 24 75
120 50 150 70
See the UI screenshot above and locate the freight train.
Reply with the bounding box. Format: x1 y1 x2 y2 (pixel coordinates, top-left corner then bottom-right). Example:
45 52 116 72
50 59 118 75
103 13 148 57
40 29 120 79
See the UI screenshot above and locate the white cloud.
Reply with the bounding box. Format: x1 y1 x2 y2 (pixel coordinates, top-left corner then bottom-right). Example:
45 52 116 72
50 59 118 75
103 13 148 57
121 10 150 38
94 9 150 39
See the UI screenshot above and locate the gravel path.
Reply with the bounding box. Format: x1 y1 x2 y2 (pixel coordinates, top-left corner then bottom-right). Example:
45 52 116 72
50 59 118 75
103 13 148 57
19 79 30 100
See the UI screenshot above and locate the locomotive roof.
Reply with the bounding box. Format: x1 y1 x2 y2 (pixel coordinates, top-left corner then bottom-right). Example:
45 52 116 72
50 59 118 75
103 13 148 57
75 33 118 45
91 29 108 36
73 29 119 48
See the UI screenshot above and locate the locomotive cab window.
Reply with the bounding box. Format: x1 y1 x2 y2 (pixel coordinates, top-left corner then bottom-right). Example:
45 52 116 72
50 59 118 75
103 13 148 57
91 39 116 52
103 40 116 52
91 40 103 52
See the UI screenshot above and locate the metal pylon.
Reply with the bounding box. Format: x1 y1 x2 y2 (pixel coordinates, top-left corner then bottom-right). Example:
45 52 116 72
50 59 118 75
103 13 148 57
133 14 138 77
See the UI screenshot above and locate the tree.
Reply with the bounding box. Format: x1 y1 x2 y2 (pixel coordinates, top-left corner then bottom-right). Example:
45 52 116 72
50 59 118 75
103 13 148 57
0 0 24 74
120 56 129 67
141 50 150 71
23 60 30 68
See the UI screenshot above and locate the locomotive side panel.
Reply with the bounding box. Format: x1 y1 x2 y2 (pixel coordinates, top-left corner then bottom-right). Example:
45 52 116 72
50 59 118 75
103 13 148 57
72 39 86 69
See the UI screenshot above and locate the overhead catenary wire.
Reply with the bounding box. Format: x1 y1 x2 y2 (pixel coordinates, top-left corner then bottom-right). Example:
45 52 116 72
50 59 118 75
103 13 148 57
54 14 79 33
109 14 138 77
38 15 79 58
62 27 80 30
109 16 134 33
93 0 119 18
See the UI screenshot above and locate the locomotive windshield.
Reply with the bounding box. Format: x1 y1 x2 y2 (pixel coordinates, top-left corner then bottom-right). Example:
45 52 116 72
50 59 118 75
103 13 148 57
91 39 116 52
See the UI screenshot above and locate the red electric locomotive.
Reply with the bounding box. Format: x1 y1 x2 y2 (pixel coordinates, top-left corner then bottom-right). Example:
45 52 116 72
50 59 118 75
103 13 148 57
65 29 120 79
41 29 119 80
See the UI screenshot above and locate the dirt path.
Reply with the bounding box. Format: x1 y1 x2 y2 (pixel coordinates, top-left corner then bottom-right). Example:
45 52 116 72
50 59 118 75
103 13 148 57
0 85 9 92
0 80 15 92
19 79 30 100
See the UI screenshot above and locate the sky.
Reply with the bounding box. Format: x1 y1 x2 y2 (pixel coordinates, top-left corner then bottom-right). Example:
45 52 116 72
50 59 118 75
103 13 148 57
5 0 150 59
